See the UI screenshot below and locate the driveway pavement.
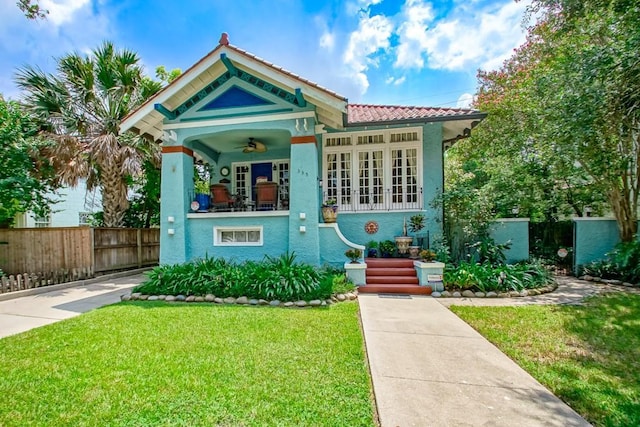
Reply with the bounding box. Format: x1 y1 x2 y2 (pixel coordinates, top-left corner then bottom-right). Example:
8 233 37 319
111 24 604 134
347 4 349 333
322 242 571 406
0 272 145 339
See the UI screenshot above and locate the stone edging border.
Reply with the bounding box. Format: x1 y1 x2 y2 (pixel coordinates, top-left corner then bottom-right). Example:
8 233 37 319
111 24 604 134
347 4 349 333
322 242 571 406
122 291 358 308
431 282 559 299
580 275 640 288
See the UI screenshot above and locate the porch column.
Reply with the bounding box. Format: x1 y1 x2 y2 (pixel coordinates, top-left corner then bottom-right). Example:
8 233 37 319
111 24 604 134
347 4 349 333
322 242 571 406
288 135 320 265
159 145 194 265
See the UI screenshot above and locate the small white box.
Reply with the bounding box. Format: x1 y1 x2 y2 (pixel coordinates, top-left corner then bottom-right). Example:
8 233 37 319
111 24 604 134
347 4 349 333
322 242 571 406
299 212 306 220
168 228 175 235
168 216 175 223
299 226 306 233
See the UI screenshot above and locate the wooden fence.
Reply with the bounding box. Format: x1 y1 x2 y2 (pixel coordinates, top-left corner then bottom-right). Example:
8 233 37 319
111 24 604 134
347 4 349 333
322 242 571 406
0 227 159 293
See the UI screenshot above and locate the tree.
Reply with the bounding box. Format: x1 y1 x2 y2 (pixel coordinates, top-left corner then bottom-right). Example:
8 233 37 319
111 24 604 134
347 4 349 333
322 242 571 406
17 0 47 19
472 0 640 241
0 95 57 227
16 42 163 227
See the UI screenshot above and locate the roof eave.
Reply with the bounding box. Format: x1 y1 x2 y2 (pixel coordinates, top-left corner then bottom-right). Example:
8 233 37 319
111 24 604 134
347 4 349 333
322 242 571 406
346 112 487 128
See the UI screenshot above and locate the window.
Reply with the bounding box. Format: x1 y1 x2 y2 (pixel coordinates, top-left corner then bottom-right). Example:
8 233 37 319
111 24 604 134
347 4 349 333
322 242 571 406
323 128 423 211
34 214 50 228
78 212 92 225
214 226 263 246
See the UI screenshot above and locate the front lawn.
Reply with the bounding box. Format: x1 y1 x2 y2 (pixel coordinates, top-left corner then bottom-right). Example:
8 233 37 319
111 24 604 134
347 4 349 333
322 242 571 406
0 302 375 426
450 293 640 427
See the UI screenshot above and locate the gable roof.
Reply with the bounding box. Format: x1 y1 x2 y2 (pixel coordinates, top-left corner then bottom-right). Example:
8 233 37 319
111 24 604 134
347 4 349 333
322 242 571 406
120 35 348 142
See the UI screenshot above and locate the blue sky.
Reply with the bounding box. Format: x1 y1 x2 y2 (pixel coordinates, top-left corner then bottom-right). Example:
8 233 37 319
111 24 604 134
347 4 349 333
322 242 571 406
0 0 531 108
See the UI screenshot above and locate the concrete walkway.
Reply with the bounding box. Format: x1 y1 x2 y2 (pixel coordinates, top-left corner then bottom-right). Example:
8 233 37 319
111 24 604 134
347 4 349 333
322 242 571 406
359 292 591 426
0 273 145 339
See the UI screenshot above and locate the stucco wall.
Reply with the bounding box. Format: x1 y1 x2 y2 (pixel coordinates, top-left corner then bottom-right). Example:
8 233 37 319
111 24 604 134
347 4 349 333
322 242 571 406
186 214 289 261
573 218 640 271
489 219 530 263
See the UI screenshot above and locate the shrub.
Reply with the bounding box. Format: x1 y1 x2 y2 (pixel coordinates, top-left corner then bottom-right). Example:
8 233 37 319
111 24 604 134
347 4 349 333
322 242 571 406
135 253 335 301
345 248 362 263
581 239 640 283
444 259 553 293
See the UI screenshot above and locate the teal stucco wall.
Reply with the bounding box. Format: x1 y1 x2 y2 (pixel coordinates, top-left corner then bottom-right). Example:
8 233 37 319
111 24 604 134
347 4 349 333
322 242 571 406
489 219 530 263
573 218 640 271
186 214 289 262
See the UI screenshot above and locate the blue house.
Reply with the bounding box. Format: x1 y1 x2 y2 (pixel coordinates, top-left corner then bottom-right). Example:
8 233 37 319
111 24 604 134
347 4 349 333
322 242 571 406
120 34 484 273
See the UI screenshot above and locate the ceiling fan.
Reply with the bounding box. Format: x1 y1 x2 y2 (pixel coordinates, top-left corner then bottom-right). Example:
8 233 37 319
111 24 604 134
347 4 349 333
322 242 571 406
239 137 267 154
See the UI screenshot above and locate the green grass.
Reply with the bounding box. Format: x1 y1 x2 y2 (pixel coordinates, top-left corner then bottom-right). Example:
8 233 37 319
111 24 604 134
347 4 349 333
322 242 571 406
0 302 375 426
450 293 640 427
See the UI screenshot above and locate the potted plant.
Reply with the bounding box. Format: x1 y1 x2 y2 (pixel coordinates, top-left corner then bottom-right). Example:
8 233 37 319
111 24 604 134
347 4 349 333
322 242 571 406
194 178 211 211
419 249 436 262
379 240 396 258
408 214 426 258
395 217 413 256
345 248 362 263
321 198 338 223
366 240 379 258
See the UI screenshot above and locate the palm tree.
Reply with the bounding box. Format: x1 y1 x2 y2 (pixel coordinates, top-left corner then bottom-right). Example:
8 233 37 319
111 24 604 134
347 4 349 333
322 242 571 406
15 42 162 227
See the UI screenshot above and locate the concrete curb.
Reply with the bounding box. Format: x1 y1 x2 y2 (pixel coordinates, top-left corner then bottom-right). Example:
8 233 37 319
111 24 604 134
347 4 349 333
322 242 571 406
0 268 152 302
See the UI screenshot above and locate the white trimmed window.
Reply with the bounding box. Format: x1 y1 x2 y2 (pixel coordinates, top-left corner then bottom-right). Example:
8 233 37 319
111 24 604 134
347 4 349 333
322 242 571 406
323 127 422 211
34 214 51 228
214 226 263 246
78 212 92 225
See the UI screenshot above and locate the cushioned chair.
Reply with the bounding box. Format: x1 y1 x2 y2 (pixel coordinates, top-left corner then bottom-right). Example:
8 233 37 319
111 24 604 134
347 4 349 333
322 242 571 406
210 184 234 211
255 182 278 210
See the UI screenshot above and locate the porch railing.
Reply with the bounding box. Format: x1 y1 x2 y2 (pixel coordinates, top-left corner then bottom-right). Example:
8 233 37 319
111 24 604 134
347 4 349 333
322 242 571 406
323 188 423 212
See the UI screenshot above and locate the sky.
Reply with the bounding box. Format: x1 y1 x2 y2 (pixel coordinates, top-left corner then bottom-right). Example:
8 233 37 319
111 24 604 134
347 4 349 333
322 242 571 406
0 0 532 109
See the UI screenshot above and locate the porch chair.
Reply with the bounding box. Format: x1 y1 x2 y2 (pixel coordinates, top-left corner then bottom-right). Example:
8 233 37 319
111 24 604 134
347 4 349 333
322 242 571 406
255 181 278 210
210 184 234 211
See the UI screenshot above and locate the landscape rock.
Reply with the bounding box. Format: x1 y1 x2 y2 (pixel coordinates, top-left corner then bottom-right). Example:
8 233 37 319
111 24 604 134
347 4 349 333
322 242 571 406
204 294 215 302
309 300 322 306
295 300 307 307
474 292 486 298
194 296 205 302
325 299 333 305
452 292 462 298
148 295 159 301
157 295 167 300
321 301 327 306
346 292 357 300
249 299 259 305
622 282 634 287
462 290 475 298
284 302 294 307
165 295 176 302
139 294 149 300
593 277 602 282
130 292 142 300
176 295 186 301
498 292 510 298
583 275 594 281
441 291 451 297
431 292 441 298
337 294 347 301
214 297 224 304
603 279 622 285
269 300 281 307
236 296 249 304
185 295 195 302
486 291 498 298
259 299 269 305
120 294 131 301
223 297 236 304
518 290 529 297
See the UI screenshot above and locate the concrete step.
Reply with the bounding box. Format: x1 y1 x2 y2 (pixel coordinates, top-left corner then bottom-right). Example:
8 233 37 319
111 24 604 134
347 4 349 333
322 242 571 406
358 284 432 295
366 267 416 277
367 276 419 285
365 258 415 268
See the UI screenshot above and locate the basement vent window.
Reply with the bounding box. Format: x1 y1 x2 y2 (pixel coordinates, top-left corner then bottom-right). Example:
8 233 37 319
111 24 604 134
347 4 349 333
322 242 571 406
214 226 263 246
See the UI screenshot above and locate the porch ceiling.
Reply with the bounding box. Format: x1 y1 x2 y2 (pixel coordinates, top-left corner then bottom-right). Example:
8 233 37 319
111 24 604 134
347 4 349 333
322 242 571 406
191 129 291 156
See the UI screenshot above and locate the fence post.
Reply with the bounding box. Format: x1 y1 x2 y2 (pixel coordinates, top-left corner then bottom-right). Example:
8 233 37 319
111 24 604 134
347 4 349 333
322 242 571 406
137 229 142 268
89 227 96 276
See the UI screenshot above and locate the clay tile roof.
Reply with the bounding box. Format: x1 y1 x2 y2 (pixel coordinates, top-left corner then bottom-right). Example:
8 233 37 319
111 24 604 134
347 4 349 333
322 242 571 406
347 104 483 124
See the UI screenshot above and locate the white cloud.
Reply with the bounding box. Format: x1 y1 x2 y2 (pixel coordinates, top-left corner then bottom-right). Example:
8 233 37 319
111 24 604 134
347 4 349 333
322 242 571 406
40 0 91 27
456 92 473 108
393 76 406 85
343 12 394 94
319 31 335 51
395 0 530 72
395 0 434 69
